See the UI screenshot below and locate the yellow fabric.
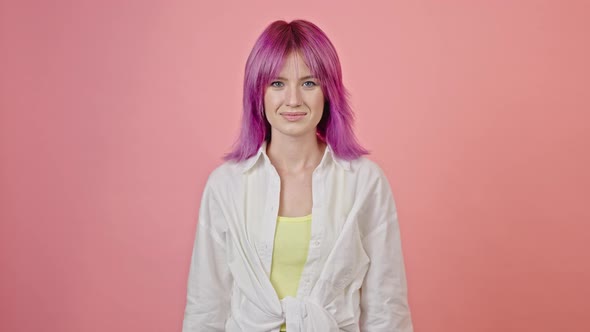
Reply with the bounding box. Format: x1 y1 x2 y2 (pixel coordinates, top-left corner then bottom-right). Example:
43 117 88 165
270 214 312 332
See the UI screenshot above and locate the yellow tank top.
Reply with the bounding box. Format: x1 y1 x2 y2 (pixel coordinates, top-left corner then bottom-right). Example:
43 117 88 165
270 214 312 331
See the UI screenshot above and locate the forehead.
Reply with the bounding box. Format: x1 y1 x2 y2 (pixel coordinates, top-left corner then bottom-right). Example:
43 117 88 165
277 52 312 77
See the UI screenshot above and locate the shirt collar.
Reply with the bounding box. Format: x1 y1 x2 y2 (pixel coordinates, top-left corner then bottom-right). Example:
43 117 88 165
240 141 352 173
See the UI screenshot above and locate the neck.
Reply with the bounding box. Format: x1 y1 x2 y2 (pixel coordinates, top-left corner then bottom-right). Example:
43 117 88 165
266 132 326 174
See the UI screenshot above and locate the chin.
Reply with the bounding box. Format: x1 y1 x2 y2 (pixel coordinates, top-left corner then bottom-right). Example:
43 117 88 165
279 128 317 138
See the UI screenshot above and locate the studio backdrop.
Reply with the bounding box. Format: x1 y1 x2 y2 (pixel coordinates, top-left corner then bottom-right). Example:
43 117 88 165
1 1 588 331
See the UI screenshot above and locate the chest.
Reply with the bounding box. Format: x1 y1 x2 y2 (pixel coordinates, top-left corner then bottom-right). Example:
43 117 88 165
236 165 369 276
276 170 313 217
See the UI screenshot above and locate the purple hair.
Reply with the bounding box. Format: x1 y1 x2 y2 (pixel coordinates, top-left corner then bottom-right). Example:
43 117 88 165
224 19 368 161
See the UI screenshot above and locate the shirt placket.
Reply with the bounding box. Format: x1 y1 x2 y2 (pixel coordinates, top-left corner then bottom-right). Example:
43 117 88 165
297 166 326 297
259 163 282 275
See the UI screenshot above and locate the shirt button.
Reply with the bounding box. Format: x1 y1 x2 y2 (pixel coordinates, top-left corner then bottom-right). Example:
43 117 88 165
314 240 320 247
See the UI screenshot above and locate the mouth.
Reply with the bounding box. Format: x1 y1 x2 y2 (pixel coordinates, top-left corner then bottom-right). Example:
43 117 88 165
280 112 307 121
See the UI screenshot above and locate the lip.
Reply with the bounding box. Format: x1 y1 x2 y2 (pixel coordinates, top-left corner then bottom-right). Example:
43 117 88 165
281 112 306 121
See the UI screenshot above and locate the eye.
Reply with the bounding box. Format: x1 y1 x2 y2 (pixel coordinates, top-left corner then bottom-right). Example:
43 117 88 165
303 81 317 87
270 81 284 88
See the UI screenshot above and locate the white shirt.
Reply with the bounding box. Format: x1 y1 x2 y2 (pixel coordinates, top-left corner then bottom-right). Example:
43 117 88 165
182 142 414 332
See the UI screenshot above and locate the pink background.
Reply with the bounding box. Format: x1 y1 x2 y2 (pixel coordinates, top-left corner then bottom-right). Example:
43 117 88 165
1 0 589 331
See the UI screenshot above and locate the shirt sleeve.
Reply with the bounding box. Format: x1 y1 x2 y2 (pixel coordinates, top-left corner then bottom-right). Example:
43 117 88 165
182 181 233 331
359 171 414 332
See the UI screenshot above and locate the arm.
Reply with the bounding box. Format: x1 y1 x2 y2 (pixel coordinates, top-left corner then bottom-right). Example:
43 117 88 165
359 174 414 331
182 183 233 331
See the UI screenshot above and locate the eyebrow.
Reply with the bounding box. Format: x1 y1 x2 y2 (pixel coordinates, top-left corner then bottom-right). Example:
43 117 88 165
275 75 317 81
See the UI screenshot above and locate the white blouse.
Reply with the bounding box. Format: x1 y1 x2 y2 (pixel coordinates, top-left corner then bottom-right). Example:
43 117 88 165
182 142 414 332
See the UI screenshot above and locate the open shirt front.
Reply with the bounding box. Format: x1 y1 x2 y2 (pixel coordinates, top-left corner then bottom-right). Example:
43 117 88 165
182 142 414 332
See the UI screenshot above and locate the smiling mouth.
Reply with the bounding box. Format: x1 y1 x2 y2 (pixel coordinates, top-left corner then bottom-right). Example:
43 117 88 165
281 112 307 121
280 112 306 116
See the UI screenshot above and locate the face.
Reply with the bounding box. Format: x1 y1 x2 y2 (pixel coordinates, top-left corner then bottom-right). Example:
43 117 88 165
264 52 324 140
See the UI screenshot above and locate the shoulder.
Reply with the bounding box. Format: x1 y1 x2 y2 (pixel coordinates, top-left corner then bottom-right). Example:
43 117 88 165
351 156 384 173
348 156 390 186
204 159 245 194
348 156 397 210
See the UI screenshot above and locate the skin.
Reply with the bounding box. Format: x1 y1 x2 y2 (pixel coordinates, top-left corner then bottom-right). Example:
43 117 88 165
264 51 327 217
264 51 324 141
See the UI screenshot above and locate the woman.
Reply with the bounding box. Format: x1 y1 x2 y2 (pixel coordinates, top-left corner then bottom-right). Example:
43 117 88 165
182 19 414 332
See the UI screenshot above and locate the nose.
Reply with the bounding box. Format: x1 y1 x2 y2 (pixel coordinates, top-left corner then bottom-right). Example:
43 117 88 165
285 85 302 107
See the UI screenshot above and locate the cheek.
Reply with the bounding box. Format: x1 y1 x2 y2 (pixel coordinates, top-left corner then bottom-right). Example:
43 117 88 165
264 93 281 111
263 91 270 108
312 93 325 111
